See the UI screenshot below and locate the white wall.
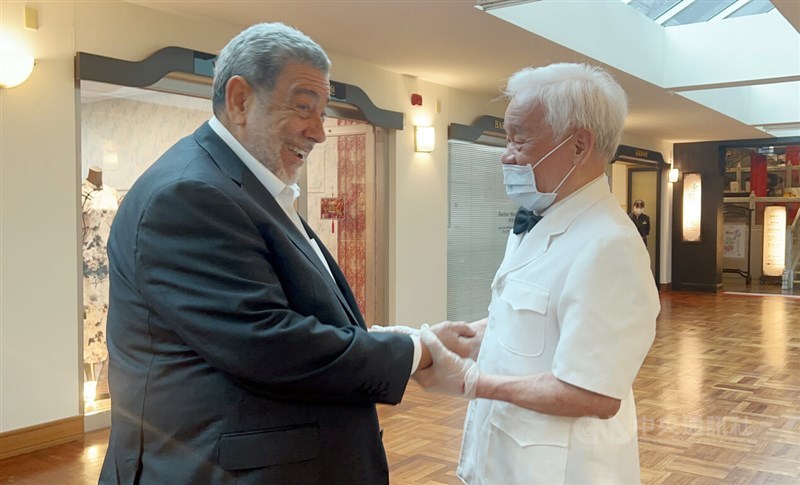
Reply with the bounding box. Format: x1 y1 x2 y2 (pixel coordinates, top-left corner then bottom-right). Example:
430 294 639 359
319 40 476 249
611 162 629 209
0 1 252 433
0 0 507 431
1 1 80 432
72 1 240 62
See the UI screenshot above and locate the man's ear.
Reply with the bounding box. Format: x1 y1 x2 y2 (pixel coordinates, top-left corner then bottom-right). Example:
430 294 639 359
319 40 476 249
573 128 595 166
225 76 253 127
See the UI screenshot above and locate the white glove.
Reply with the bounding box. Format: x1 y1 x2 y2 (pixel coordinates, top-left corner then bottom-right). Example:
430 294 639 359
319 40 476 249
415 328 480 399
369 324 421 336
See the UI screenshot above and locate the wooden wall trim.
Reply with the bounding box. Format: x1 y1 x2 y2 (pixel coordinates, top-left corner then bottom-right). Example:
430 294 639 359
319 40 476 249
659 283 672 292
0 416 84 460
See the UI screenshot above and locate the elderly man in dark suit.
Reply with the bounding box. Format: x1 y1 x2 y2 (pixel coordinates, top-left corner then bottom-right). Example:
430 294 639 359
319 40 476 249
100 22 471 484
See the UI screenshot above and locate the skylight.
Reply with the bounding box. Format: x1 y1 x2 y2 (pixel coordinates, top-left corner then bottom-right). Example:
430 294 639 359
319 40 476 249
625 0 776 26
480 0 799 140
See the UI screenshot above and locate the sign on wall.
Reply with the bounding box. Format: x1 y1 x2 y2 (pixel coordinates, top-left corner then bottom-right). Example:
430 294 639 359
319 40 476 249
723 223 747 259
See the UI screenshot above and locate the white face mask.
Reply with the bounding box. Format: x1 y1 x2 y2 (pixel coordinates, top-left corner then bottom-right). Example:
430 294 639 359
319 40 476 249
633 207 644 216
502 134 576 213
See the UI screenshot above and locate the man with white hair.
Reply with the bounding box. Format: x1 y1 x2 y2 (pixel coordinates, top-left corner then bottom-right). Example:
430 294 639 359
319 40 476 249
415 63 660 484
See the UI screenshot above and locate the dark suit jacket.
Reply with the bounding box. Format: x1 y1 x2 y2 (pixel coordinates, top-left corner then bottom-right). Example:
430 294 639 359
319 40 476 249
629 212 650 239
99 122 414 484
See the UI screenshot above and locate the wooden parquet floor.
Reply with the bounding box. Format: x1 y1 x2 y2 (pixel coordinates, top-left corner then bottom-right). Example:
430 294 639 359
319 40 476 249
1 291 798 484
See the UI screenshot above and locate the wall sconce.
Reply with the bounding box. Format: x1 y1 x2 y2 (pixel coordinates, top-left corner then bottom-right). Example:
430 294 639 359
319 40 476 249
668 167 680 183
668 153 679 183
0 49 35 88
415 126 435 153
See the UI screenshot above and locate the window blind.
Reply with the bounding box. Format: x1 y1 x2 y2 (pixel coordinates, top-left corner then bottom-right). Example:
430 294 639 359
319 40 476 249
447 140 517 322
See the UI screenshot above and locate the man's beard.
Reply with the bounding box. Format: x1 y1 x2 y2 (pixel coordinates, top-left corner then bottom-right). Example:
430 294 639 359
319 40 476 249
251 138 297 185
264 156 292 184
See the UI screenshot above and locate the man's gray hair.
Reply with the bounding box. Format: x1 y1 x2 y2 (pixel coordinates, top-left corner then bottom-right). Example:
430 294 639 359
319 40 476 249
504 63 628 162
212 22 331 115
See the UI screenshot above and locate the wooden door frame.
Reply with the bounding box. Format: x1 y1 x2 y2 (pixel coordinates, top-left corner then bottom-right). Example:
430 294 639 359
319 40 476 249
298 123 385 326
627 166 662 285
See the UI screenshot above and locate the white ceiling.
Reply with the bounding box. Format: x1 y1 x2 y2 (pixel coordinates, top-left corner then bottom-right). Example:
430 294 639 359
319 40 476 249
127 0 800 144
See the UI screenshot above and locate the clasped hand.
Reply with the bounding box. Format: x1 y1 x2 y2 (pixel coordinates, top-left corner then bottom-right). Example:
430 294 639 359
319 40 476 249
370 320 482 399
414 328 479 399
370 319 482 360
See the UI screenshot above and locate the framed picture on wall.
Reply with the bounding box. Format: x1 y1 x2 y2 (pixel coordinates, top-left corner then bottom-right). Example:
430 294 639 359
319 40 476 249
682 172 702 242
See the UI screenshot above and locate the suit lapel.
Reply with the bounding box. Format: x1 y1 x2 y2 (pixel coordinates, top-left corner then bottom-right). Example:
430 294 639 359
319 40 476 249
302 220 365 329
241 167 362 328
194 123 362 327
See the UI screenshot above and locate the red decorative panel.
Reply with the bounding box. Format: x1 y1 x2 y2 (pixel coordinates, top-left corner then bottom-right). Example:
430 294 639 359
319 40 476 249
336 133 368 315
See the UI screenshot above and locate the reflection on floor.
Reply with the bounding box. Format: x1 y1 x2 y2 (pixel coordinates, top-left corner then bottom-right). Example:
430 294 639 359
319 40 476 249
722 273 800 297
1 292 799 484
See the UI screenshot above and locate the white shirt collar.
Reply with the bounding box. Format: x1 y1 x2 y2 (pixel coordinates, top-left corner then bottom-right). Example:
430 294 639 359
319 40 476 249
207 116 300 202
541 174 606 216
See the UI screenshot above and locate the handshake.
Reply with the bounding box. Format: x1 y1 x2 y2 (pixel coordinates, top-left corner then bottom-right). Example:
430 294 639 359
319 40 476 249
371 319 487 399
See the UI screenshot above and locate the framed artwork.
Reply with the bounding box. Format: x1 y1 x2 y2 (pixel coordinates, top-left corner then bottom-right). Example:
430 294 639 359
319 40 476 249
723 223 747 258
320 197 345 220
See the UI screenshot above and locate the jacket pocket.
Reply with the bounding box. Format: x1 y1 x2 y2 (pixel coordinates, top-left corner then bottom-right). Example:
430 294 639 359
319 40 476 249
218 424 319 471
496 279 550 357
486 402 570 484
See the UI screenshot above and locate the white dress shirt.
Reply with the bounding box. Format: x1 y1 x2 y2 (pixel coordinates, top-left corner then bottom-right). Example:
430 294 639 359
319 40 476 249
207 117 421 373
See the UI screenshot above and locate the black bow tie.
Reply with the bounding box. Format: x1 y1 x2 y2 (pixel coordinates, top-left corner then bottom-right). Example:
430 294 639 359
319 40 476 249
513 207 543 235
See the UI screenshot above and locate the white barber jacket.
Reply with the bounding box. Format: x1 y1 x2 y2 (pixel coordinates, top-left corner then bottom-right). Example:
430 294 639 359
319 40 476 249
457 176 659 485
